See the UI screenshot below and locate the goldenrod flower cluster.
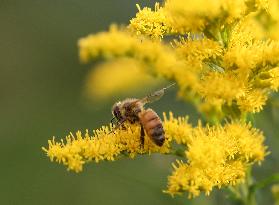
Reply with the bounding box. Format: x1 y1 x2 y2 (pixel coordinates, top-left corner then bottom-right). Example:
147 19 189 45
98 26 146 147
78 0 279 120
43 112 187 172
166 122 266 198
164 0 268 32
84 58 162 101
43 0 276 201
43 113 266 197
129 3 173 39
42 124 170 172
78 25 177 78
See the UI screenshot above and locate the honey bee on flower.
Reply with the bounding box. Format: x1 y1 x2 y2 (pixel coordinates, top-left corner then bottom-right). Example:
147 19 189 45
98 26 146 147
110 83 175 147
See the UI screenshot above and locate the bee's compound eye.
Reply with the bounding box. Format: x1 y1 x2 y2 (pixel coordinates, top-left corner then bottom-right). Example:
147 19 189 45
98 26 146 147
112 104 122 120
113 106 118 116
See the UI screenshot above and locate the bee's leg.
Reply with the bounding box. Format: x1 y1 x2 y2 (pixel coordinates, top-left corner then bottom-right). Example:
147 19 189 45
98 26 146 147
110 117 116 125
109 118 126 134
140 123 145 148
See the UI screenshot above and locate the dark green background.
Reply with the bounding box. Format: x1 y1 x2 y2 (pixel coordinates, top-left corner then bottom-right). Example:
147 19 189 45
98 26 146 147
1 1 278 204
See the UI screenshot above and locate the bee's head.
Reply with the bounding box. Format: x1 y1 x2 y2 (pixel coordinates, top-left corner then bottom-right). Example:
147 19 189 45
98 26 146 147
112 102 122 121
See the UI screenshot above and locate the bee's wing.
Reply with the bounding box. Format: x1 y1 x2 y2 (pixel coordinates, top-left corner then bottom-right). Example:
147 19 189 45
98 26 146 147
138 83 175 105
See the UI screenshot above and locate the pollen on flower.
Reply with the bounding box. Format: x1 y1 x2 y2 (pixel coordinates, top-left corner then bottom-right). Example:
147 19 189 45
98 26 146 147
78 24 179 78
165 121 267 198
78 25 138 63
164 0 222 32
173 37 223 64
43 109 268 199
237 89 268 113
163 0 263 33
163 112 192 145
43 114 189 172
197 71 245 105
129 3 173 39
270 67 279 91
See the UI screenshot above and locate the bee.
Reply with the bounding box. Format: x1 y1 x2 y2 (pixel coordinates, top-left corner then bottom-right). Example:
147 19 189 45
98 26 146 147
110 83 175 147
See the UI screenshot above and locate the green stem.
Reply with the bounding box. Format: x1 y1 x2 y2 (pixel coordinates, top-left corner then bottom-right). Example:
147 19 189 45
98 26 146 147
249 173 279 195
246 172 279 205
245 167 256 205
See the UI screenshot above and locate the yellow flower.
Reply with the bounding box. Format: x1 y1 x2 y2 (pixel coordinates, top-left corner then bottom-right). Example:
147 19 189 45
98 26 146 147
43 122 171 172
166 160 246 198
164 0 223 32
165 122 267 198
43 112 267 197
163 112 192 145
78 2 279 117
78 24 179 78
270 67 279 91
43 112 195 172
224 19 259 72
197 71 246 105
222 0 247 24
163 0 265 33
129 3 173 39
224 19 279 73
174 37 223 65
84 58 163 101
237 89 268 113
78 25 138 63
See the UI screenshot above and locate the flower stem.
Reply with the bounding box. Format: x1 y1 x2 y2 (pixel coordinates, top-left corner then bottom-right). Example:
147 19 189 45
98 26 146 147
249 173 279 197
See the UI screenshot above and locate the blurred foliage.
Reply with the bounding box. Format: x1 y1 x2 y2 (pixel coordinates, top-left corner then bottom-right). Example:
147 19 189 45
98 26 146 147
83 58 164 102
0 0 279 205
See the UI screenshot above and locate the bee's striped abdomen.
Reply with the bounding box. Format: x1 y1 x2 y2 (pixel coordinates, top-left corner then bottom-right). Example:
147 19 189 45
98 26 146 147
139 109 165 146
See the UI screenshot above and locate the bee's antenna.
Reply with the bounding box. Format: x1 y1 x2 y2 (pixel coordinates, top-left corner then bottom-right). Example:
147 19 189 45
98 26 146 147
163 82 176 90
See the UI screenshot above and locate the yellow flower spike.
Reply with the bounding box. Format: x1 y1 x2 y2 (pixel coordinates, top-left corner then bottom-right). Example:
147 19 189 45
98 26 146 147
78 24 180 78
43 112 267 199
259 40 279 66
237 89 268 113
163 0 264 33
174 37 223 65
84 58 162 101
164 0 223 32
223 16 279 70
224 19 258 70
197 71 245 105
269 67 279 91
222 0 247 24
165 121 267 197
78 25 137 63
163 112 193 145
43 118 174 172
129 3 173 39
